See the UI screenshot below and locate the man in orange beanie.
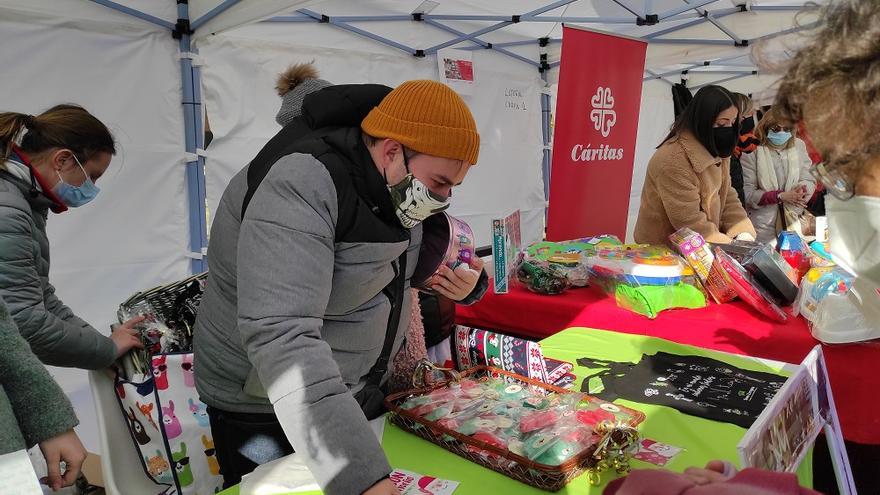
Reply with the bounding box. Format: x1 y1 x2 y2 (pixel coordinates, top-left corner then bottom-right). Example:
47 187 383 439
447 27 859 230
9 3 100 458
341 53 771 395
194 80 486 495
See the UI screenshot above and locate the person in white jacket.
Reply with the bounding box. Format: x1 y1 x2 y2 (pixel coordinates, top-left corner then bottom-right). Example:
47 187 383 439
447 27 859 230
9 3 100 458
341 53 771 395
740 109 816 244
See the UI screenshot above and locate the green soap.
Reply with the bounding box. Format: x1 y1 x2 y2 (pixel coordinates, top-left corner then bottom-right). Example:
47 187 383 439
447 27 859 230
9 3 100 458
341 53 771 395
455 419 480 436
534 440 580 466
615 283 707 319
401 395 432 409
424 406 451 421
523 397 550 409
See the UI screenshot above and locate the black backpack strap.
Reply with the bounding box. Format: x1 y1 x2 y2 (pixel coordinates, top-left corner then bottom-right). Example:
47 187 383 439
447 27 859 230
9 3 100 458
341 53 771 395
366 249 408 388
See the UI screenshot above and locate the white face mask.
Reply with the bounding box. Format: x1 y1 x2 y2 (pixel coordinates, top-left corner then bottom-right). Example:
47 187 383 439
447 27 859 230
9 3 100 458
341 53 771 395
827 195 880 286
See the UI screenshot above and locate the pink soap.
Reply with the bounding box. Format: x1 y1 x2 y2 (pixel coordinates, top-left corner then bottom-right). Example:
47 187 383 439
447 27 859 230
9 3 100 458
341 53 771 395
520 410 558 433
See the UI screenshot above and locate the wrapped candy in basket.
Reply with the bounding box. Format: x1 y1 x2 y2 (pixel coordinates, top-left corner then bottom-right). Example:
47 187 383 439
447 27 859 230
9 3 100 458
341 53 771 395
385 364 645 491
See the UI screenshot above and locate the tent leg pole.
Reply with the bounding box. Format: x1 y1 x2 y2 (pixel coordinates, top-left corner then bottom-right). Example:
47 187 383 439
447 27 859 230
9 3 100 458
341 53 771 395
540 70 552 226
177 1 208 274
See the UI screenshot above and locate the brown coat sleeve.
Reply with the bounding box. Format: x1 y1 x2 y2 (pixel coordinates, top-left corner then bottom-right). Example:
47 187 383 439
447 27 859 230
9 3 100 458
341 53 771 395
652 163 733 244
720 182 756 239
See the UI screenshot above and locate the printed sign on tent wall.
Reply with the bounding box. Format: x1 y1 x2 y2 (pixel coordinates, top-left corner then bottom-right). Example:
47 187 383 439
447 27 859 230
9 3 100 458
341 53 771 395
437 48 474 95
546 27 647 241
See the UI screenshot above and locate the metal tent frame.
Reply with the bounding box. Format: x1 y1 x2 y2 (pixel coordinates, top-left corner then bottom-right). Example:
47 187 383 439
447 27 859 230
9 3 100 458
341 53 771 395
85 0 821 273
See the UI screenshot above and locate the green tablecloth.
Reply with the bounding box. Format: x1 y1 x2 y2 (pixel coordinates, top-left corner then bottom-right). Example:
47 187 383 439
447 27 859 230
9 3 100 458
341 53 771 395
220 327 811 494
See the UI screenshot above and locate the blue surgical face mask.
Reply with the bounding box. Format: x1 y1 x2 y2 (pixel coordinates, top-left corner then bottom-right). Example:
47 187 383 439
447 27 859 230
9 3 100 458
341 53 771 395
52 153 100 207
767 130 792 146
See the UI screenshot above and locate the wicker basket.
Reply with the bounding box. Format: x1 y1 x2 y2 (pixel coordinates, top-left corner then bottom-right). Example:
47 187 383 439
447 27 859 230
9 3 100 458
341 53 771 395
118 272 207 324
385 366 645 492
117 272 207 376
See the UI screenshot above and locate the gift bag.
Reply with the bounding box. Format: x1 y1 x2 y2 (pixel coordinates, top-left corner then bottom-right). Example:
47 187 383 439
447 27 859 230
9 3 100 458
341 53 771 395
112 273 222 494
115 353 222 494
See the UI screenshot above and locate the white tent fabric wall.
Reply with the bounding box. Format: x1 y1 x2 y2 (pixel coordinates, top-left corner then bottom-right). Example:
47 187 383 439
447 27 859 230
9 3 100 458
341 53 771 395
198 27 547 249
0 12 190 453
627 79 676 242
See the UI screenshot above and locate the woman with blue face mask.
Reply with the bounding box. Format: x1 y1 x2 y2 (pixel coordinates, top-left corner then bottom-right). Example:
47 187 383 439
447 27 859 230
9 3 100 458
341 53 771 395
739 109 816 243
0 105 143 370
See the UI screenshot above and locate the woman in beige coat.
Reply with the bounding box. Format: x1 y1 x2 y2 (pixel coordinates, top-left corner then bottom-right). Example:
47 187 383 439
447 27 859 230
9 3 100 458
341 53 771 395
635 85 756 245
740 110 816 244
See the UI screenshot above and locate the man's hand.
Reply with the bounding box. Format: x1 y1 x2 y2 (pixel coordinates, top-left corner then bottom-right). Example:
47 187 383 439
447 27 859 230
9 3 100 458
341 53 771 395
39 430 87 491
362 478 400 495
430 257 485 301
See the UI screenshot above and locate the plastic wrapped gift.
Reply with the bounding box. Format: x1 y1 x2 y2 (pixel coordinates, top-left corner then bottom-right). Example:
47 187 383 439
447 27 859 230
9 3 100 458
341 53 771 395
777 231 812 281
581 245 707 319
386 366 644 491
716 241 799 307
669 228 737 304
519 236 625 290
797 267 853 322
546 253 590 287
713 247 789 322
806 240 836 270
809 276 879 343
524 235 623 261
515 257 572 295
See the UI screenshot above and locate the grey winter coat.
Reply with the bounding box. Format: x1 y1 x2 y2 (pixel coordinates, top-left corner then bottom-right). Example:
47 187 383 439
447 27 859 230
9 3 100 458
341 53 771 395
0 161 115 369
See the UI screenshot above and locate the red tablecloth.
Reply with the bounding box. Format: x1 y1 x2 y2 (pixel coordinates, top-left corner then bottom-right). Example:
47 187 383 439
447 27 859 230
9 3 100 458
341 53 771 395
457 283 880 445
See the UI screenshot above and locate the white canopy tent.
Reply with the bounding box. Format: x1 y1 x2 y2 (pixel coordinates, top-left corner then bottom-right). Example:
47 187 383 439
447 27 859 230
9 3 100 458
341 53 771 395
0 0 823 455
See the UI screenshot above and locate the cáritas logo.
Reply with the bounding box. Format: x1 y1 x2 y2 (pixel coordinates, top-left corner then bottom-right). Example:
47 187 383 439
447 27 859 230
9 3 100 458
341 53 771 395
590 86 616 137
570 86 625 163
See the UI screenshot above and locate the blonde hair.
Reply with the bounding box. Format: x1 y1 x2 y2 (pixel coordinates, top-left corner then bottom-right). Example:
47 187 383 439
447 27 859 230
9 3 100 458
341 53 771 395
755 109 798 149
731 92 755 116
773 0 880 169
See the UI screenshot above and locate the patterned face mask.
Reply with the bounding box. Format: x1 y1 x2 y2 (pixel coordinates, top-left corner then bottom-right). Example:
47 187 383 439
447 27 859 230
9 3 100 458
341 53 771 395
386 151 449 229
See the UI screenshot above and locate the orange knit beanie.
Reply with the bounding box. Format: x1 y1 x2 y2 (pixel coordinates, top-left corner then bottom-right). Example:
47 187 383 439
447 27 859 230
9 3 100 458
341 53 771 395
361 80 480 165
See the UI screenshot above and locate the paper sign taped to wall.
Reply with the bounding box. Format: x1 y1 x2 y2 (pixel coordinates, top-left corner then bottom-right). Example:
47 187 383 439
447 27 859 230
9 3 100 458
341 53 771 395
438 48 474 95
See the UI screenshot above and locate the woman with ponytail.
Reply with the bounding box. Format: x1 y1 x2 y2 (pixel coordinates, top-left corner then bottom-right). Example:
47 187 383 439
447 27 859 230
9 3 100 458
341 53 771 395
0 104 142 370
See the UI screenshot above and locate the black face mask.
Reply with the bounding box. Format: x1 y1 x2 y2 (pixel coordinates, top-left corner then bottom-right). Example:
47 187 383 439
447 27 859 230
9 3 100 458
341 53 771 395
739 117 755 135
712 126 736 158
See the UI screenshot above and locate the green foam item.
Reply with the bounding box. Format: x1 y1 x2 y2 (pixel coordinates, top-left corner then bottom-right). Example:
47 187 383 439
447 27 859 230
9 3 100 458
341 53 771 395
615 283 707 319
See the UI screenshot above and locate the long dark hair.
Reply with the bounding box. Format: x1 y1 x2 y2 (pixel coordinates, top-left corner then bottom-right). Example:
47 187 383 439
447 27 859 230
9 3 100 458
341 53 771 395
660 85 740 156
0 104 115 163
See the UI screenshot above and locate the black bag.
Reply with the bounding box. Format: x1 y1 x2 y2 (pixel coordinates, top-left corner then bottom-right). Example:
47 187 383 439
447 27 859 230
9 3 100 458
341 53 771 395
579 352 786 428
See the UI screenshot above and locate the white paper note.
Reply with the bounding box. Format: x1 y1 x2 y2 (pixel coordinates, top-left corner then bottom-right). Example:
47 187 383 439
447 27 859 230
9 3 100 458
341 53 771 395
0 450 43 495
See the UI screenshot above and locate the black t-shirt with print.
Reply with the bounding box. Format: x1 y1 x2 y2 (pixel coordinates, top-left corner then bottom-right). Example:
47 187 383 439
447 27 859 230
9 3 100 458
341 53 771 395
579 352 786 428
